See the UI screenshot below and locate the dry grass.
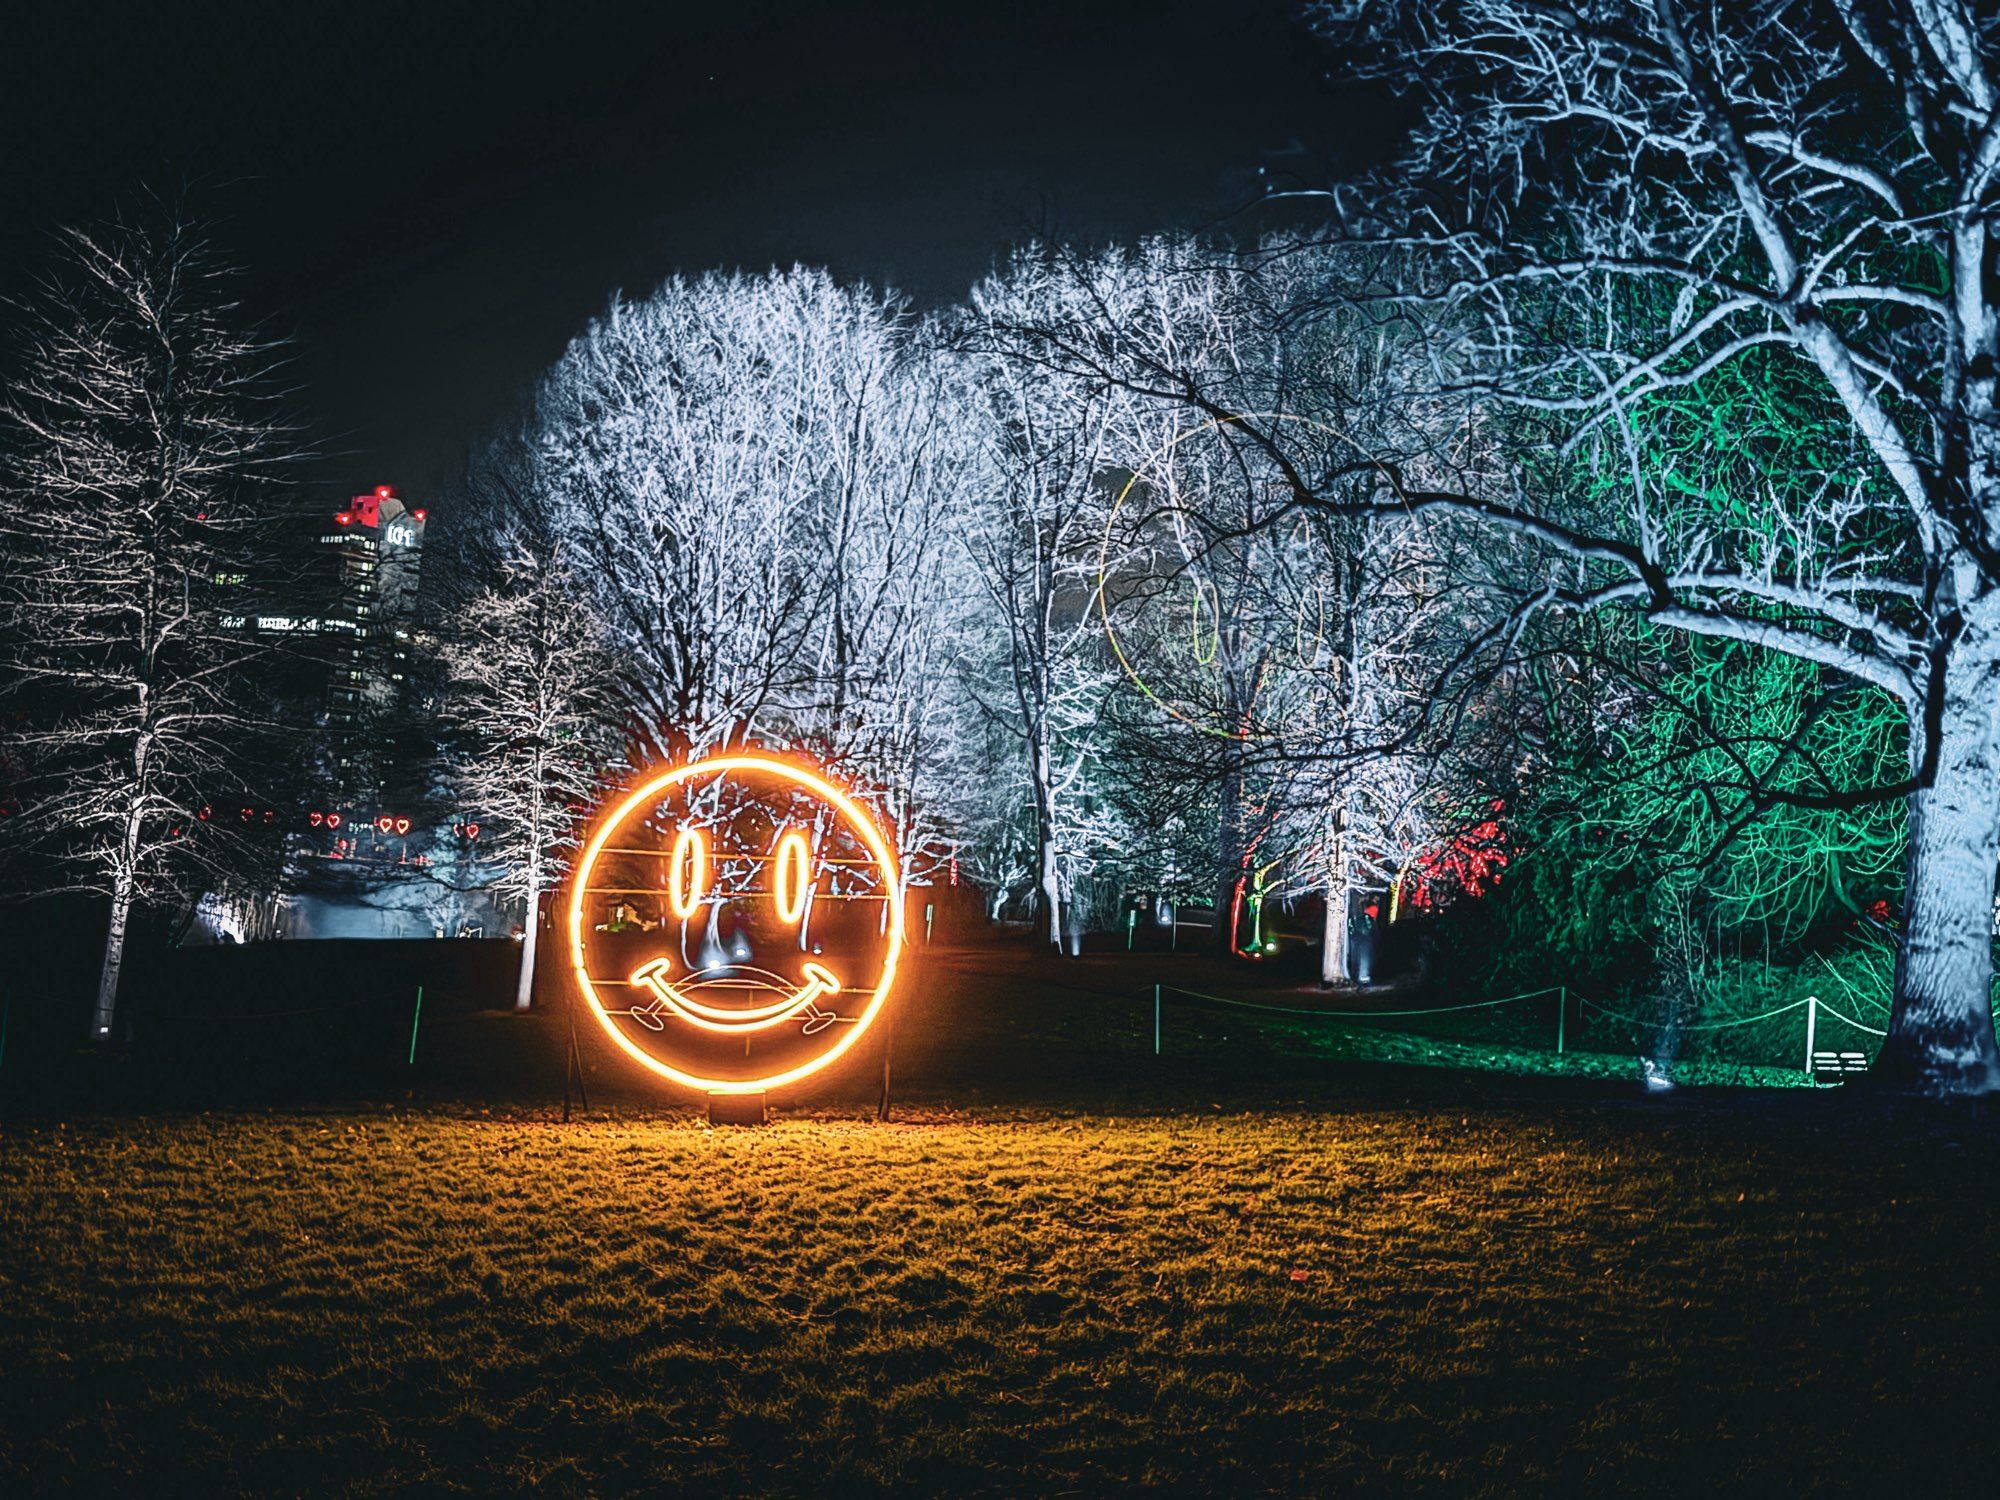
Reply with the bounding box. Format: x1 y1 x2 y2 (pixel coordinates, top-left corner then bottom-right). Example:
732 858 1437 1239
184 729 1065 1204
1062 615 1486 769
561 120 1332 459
3 1092 1997 1495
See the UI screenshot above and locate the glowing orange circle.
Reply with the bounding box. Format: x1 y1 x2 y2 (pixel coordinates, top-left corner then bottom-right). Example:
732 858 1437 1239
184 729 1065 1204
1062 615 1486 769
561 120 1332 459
566 753 905 1095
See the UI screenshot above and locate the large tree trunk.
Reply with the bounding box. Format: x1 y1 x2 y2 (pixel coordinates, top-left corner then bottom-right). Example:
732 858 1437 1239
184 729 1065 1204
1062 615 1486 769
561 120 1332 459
1320 821 1353 987
92 864 136 1042
1876 669 2000 1095
514 875 540 1012
1213 748 1246 954
1030 726 1064 953
92 784 147 1042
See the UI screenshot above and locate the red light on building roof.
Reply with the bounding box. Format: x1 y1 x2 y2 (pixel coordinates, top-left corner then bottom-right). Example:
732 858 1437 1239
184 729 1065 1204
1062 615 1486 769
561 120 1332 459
375 485 392 498
413 509 427 522
336 512 352 525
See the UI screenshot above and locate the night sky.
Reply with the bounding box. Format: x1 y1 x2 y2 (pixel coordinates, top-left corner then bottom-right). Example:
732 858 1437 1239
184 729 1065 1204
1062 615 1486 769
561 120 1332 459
2 1 1392 499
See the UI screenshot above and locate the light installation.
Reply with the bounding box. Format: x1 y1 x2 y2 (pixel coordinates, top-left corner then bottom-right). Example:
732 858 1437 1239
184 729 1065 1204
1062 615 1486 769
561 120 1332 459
566 752 905 1095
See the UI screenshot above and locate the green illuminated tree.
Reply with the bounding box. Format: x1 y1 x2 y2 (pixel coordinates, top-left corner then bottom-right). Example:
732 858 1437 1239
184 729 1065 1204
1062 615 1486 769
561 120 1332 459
1287 0 2000 1094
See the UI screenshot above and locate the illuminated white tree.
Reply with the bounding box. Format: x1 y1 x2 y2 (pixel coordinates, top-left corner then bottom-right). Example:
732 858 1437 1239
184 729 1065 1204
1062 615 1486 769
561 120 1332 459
527 268 997 923
0 207 301 1042
969 236 1494 961
954 254 1135 950
529 268 876 761
441 547 615 1009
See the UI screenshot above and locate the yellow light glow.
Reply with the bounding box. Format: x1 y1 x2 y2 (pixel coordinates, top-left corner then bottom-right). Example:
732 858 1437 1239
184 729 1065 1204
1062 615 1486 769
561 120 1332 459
567 752 905 1095
667 826 708 919
773 827 812 926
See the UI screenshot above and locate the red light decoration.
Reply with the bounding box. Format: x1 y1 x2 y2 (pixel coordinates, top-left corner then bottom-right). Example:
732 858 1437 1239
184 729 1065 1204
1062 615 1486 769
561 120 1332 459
413 508 427 522
375 485 392 498
464 822 480 840
375 816 394 834
393 817 411 835
1402 802 1511 912
197 805 212 821
326 813 342 830
335 512 352 526
308 811 324 828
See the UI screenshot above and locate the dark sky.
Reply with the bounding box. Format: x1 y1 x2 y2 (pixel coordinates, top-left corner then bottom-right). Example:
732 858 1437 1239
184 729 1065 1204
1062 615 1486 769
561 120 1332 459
2 1 1391 500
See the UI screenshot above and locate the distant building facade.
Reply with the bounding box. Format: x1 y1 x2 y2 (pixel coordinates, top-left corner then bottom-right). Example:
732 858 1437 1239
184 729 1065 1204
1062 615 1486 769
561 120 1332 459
194 486 507 944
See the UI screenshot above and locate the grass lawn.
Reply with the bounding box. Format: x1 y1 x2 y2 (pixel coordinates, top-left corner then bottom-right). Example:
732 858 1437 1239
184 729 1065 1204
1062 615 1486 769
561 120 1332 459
1 943 1996 1493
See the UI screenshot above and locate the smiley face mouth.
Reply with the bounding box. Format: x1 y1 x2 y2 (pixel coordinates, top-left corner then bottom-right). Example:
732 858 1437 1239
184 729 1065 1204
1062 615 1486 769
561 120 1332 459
625 957 844 1035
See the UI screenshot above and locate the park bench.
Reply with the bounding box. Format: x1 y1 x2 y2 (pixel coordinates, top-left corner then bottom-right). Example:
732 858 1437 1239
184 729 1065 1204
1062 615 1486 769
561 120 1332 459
1810 1050 1869 1084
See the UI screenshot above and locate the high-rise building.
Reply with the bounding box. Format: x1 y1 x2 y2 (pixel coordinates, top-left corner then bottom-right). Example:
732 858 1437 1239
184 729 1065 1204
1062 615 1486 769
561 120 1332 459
321 485 427 744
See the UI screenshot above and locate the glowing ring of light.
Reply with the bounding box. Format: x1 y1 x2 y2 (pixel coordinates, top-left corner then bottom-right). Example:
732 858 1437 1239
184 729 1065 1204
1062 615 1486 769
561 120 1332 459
567 753 905 1095
1097 411 1394 740
667 826 708 920
772 827 813 926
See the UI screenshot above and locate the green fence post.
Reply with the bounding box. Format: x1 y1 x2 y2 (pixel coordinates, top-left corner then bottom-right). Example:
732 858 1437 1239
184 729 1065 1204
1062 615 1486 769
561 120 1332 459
1556 987 1565 1055
407 985 425 1067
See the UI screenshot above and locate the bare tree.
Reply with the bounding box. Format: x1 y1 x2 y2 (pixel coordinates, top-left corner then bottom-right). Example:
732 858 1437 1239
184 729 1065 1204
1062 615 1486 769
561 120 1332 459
0 206 301 1041
441 547 615 1009
527 268 995 919
529 269 873 760
955 254 1135 951
972 236 1506 964
1285 0 2000 1091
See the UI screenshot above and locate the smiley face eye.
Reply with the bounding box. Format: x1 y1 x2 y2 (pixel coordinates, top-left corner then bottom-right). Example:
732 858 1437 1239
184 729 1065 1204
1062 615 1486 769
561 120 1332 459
667 826 708 919
773 827 812 925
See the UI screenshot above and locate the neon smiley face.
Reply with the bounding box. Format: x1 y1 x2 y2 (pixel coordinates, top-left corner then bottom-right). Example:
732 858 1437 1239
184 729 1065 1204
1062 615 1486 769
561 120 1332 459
566 753 905 1095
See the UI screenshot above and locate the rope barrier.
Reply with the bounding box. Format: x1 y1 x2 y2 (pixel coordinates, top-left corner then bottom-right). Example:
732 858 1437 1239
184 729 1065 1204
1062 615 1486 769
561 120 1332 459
1570 995 1811 1032
1156 980 1842 1062
1812 998 1888 1037
1157 983 1563 1020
